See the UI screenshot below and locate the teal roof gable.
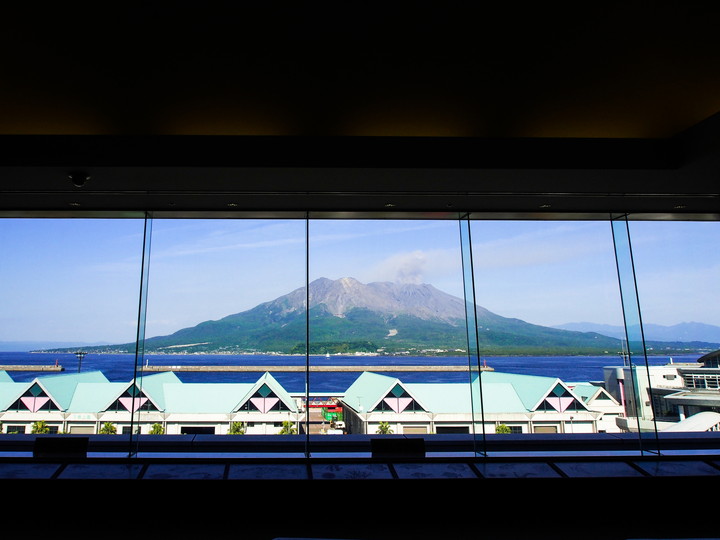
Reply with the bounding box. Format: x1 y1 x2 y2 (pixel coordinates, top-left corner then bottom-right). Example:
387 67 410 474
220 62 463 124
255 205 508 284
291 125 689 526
568 382 600 403
164 383 255 413
135 372 183 410
36 371 110 410
343 372 404 413
234 372 299 412
343 370 588 415
0 381 25 410
69 382 128 412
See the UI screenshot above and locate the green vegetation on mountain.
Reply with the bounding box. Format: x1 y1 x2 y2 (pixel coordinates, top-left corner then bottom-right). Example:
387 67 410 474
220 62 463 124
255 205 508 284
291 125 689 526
42 278 720 356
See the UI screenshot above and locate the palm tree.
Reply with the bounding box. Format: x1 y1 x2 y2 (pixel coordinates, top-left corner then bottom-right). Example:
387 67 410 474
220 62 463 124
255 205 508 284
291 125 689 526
99 422 117 434
149 423 165 435
278 420 297 435
228 421 246 435
495 423 512 434
31 420 50 434
375 421 393 434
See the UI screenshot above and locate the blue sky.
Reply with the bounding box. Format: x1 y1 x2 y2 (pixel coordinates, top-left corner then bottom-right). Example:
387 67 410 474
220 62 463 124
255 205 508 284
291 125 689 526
0 217 718 344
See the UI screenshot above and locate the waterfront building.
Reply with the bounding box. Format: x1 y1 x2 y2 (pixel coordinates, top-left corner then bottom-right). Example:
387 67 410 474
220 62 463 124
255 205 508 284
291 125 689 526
566 382 626 433
0 370 301 435
602 350 720 432
339 371 624 435
657 350 720 425
6 359 720 436
0 368 624 435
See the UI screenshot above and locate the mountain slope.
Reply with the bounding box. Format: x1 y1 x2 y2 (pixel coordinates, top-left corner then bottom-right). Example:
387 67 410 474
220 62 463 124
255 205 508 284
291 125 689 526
553 321 720 343
67 277 635 355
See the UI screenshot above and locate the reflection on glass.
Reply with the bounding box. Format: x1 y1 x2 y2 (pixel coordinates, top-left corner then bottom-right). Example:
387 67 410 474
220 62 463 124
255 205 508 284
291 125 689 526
469 219 627 439
0 218 145 439
626 219 720 440
307 219 467 446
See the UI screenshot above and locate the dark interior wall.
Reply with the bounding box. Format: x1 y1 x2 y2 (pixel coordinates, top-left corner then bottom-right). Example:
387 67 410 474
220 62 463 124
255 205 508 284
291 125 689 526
0 132 717 216
7 474 717 539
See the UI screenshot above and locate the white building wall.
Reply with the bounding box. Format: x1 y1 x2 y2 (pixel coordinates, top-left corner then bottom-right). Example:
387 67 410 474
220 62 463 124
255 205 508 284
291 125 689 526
604 363 686 419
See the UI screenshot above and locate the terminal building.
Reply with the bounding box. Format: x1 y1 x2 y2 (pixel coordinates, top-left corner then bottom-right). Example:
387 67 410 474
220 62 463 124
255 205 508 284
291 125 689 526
0 370 301 436
603 350 720 432
6 356 720 437
340 371 623 435
0 366 659 436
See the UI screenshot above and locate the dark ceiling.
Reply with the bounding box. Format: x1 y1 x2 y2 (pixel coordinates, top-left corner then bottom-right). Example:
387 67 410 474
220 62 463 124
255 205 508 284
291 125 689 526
1 4 719 216
2 4 720 138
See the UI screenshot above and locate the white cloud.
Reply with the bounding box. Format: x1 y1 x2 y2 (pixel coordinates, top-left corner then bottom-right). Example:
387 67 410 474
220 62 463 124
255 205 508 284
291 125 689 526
363 248 462 287
471 223 611 269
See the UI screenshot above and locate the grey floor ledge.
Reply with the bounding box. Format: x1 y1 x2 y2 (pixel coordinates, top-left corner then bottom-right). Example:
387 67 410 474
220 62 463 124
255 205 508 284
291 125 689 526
3 431 720 455
0 456 718 480
1 432 719 480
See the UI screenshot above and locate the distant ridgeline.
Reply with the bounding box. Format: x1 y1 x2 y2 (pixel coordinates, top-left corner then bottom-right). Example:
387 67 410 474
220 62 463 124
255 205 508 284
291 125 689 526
40 278 720 356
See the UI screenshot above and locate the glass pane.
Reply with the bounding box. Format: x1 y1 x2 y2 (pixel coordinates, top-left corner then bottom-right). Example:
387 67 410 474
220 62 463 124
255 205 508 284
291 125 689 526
107 219 307 448
469 218 628 444
0 218 146 445
625 219 720 443
307 219 467 453
459 215 486 455
130 216 152 452
611 217 659 452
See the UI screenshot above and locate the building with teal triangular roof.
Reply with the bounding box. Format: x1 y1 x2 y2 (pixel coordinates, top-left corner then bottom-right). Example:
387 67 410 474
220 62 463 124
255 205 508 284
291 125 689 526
0 368 625 436
0 370 302 436
340 370 623 435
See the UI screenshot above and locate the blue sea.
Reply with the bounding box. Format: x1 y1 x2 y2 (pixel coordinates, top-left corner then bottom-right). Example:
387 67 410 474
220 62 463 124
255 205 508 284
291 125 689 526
0 351 699 393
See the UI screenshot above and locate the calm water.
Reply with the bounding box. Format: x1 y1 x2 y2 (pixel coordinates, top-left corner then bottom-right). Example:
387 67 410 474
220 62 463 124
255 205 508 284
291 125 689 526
0 351 698 393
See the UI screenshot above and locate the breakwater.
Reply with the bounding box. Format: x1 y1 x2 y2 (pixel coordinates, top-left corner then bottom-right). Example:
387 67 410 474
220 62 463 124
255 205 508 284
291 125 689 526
140 364 492 372
0 364 64 372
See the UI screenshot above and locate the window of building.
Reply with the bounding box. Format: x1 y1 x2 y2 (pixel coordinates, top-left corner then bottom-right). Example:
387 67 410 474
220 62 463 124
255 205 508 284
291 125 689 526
436 426 470 434
181 426 215 435
534 426 559 434
69 426 95 434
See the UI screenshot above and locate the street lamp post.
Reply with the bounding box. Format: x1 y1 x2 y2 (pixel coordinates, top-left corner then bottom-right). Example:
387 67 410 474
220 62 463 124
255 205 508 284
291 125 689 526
74 351 86 373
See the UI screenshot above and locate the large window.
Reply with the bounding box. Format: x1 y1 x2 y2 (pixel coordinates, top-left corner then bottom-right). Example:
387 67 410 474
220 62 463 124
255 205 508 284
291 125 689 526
0 214 717 456
138 218 307 436
0 218 146 440
624 219 720 434
307 219 467 443
467 219 627 440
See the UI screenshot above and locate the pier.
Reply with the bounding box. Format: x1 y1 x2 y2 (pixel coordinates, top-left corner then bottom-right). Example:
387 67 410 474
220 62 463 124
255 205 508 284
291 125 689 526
140 365 493 372
0 365 64 372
